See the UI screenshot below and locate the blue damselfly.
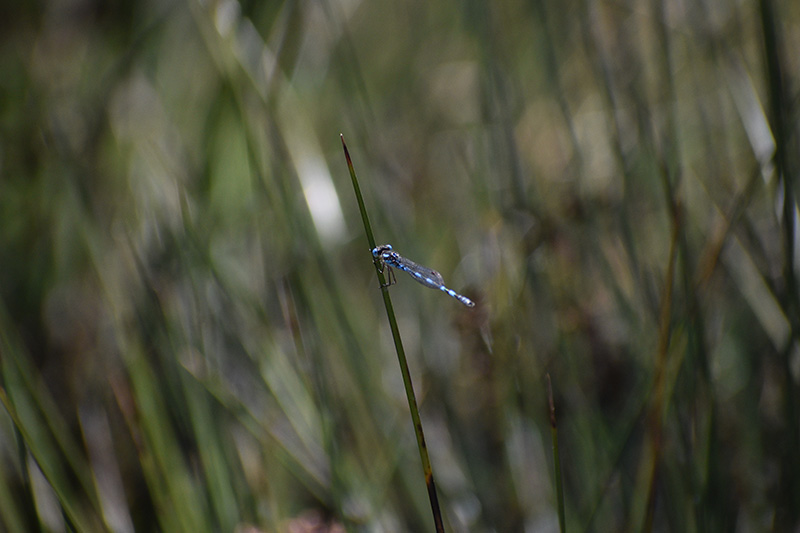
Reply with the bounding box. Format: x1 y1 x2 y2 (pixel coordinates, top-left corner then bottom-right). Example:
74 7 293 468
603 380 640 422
372 244 475 307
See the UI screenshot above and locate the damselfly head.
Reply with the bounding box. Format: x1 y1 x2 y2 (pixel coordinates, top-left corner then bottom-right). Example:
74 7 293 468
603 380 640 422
372 244 393 258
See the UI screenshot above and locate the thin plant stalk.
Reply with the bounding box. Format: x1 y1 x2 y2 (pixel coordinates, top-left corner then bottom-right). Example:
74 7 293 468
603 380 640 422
341 134 446 533
547 373 566 533
642 219 679 532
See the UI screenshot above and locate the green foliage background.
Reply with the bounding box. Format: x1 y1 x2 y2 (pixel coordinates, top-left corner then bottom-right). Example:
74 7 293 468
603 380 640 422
1 0 799 531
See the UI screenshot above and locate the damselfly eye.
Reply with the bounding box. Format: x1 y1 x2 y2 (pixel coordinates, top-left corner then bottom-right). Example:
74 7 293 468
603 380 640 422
372 244 393 257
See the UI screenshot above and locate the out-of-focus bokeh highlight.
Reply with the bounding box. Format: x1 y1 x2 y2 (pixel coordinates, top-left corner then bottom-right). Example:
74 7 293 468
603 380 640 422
1 0 799 531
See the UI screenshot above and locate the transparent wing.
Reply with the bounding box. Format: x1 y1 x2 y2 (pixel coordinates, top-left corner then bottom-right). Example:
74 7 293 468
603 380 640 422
392 255 446 290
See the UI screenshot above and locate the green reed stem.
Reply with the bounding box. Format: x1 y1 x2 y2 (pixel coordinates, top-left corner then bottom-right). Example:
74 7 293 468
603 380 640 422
341 134 445 532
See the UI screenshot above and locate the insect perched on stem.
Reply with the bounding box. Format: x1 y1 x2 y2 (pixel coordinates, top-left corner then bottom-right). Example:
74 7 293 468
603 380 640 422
371 244 475 307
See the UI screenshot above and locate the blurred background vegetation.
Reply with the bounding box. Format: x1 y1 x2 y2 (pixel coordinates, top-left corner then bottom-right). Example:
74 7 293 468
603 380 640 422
1 0 799 531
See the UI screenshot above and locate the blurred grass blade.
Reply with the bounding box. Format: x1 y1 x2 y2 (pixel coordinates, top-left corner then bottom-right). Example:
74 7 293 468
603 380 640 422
547 374 566 533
